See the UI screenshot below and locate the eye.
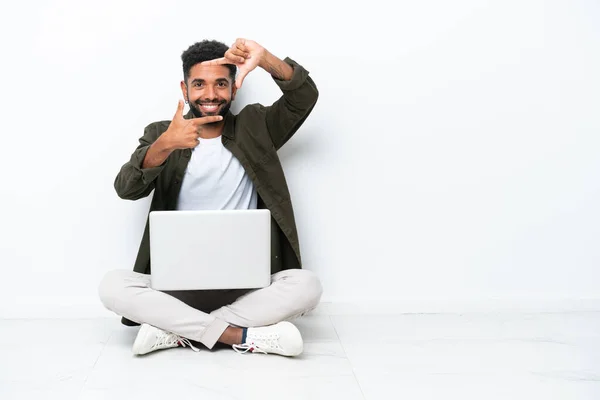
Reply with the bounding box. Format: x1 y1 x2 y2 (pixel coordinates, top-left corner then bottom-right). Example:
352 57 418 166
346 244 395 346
218 82 227 87
193 82 203 87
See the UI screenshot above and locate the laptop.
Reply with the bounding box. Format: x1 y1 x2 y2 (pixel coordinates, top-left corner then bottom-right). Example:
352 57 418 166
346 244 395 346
148 209 271 291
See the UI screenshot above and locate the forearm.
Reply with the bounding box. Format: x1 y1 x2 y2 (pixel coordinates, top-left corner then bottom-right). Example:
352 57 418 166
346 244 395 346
114 123 170 200
262 57 319 150
142 137 174 169
259 50 294 81
115 145 163 200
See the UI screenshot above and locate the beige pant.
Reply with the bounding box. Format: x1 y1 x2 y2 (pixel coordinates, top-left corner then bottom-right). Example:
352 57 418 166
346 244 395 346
98 268 323 349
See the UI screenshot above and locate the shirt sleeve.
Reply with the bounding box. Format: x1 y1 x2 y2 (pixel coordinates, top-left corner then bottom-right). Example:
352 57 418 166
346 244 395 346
263 57 319 150
113 123 166 200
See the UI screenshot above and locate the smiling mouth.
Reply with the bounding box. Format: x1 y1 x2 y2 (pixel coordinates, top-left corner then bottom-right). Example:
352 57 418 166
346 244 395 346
198 103 222 113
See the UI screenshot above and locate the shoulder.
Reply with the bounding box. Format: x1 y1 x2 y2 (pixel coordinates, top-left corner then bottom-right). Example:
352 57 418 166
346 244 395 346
236 103 270 134
142 120 170 140
237 103 268 120
234 103 272 143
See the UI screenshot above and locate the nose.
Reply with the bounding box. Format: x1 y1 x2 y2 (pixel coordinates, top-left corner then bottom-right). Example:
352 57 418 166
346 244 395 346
205 86 216 100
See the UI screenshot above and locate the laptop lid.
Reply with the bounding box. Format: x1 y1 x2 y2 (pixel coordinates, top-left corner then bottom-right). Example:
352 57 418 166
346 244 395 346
149 209 271 291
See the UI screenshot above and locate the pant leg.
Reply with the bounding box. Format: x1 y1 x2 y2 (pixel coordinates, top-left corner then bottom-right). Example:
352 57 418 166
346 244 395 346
98 269 229 349
98 268 323 349
210 269 323 328
163 288 253 314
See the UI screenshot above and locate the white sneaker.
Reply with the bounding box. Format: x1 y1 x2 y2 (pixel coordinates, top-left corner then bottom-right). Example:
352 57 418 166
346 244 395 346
132 323 200 355
232 321 303 356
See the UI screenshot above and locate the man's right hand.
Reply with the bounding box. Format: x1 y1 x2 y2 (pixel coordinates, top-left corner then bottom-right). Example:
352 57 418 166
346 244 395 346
159 100 223 150
141 101 222 169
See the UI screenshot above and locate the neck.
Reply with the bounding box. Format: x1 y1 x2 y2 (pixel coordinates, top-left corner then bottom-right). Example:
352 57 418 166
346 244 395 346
198 120 225 139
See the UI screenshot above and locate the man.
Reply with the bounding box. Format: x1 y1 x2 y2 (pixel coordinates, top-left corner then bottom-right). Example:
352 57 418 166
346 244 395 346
98 38 321 357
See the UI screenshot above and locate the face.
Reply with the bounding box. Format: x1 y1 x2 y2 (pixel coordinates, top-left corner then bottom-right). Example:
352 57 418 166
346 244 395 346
181 64 237 119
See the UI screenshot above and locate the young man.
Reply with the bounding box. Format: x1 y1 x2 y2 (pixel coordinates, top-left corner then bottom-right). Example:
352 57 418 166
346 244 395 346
98 39 321 357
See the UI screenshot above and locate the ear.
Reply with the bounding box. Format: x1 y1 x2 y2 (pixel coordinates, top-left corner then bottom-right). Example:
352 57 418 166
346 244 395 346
180 80 188 102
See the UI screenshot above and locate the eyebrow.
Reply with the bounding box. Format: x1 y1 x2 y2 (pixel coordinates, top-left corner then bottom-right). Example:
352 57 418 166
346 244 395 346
190 78 229 85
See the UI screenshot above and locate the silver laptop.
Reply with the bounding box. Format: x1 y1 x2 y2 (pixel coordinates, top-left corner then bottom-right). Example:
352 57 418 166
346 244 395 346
148 209 271 291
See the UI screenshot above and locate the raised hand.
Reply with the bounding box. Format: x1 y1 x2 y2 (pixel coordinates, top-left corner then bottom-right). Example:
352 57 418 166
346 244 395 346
200 38 266 89
161 100 223 149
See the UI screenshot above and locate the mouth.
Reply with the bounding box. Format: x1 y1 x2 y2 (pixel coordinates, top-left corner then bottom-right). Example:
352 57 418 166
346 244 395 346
198 103 223 113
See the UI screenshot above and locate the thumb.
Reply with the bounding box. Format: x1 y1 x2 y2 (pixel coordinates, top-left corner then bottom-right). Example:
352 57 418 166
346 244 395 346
236 70 249 89
174 100 184 119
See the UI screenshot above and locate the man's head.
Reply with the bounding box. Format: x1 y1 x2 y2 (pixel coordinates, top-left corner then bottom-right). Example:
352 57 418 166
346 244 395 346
180 40 237 119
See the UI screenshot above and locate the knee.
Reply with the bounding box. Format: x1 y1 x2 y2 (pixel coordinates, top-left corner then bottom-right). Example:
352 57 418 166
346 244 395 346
97 269 132 310
287 269 323 310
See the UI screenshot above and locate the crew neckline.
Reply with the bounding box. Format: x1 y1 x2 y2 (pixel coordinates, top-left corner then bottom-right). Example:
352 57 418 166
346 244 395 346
199 135 222 145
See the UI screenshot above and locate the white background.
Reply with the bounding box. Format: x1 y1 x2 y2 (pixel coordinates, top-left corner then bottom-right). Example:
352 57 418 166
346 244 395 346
0 0 598 317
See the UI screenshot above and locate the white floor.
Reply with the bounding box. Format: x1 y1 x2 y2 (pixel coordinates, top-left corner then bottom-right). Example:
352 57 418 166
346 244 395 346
1 310 600 400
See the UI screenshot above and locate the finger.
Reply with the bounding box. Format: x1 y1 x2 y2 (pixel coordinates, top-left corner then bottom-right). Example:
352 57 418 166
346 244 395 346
190 115 224 125
236 69 250 89
199 57 228 66
174 100 184 119
226 50 246 64
233 43 250 58
230 48 250 60
184 138 200 149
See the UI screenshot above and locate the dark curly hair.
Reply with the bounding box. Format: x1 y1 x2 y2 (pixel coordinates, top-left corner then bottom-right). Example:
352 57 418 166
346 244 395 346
181 40 236 83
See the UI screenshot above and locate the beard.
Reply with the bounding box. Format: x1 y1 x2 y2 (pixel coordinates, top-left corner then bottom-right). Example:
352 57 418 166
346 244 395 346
189 98 232 121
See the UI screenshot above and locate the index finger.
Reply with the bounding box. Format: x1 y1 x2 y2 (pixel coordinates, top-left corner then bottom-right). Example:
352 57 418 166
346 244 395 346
199 57 228 66
174 100 184 119
190 115 224 125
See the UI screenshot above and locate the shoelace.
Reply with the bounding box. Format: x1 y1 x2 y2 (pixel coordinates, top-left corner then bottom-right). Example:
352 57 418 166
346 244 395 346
154 331 200 352
232 332 281 354
232 343 267 354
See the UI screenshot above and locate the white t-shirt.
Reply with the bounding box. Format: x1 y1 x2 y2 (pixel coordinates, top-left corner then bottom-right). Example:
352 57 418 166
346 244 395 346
176 136 257 211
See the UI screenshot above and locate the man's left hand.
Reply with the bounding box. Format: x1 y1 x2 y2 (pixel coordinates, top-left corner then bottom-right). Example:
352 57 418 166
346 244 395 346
200 38 266 89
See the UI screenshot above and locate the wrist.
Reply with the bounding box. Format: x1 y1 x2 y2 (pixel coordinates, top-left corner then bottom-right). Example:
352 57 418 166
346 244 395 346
259 51 293 81
155 134 175 153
